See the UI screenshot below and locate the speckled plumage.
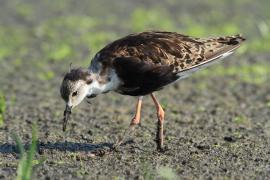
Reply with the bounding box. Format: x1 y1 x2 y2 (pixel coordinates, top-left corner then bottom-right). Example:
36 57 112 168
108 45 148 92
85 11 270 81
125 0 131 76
90 31 245 96
60 31 246 150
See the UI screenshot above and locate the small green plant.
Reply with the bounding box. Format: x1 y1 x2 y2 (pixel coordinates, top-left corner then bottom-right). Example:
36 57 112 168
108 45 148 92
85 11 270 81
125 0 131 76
0 92 6 127
232 115 251 128
12 124 45 180
142 163 154 180
157 166 177 180
233 116 247 125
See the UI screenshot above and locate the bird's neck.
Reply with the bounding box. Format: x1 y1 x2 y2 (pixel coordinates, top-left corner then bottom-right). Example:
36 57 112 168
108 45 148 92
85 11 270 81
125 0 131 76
87 71 121 96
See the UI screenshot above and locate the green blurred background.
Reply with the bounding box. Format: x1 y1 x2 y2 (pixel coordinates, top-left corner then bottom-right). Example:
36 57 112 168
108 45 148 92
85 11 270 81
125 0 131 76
0 0 270 84
0 0 270 178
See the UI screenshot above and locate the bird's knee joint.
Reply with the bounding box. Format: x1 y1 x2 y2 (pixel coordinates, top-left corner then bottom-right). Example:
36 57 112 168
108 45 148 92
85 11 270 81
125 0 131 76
157 109 165 121
130 116 140 125
158 115 164 121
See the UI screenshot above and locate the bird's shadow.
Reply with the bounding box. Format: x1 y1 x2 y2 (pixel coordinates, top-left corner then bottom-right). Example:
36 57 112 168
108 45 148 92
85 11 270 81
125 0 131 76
0 141 116 155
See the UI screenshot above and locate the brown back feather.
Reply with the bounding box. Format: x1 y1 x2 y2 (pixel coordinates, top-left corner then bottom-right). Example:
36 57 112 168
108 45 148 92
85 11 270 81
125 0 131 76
95 31 245 73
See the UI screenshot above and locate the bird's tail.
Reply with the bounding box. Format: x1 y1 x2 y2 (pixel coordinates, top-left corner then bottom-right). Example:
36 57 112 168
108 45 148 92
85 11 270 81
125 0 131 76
176 34 246 80
202 34 246 60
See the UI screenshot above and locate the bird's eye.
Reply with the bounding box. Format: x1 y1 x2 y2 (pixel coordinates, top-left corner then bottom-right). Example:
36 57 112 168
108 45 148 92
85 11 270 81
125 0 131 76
72 91 78 97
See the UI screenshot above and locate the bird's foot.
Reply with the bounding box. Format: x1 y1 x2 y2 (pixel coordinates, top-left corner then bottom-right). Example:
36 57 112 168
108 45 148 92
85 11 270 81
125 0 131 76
112 124 137 150
157 145 169 153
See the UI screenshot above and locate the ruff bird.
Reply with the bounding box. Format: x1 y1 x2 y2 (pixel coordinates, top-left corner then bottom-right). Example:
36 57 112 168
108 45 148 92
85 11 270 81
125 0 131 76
60 31 245 151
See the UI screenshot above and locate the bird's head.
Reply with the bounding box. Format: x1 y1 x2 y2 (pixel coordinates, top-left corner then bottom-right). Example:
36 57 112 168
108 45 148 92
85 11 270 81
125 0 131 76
60 66 118 131
60 68 95 131
60 68 93 109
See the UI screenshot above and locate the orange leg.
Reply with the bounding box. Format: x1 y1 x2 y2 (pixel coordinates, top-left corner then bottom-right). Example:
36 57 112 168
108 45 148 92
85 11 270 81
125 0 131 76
130 96 143 126
150 93 165 151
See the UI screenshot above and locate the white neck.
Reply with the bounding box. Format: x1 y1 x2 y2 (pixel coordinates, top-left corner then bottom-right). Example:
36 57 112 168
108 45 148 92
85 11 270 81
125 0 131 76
87 71 121 96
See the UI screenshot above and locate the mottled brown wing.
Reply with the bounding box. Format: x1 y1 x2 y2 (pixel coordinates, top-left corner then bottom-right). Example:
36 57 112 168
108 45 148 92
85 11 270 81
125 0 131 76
93 31 245 95
174 34 246 79
179 34 246 71
97 31 245 73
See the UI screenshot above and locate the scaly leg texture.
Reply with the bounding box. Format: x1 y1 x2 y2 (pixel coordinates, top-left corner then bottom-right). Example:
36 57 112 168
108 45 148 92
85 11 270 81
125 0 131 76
114 96 143 148
130 96 143 126
151 93 165 151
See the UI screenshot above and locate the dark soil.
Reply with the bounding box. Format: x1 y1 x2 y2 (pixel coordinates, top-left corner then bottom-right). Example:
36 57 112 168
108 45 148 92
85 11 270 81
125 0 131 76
0 0 270 179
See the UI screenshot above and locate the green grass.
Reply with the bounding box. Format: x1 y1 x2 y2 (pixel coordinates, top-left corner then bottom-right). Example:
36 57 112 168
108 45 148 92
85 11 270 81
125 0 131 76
142 163 155 180
233 116 247 125
131 8 175 32
12 124 46 180
0 92 6 127
196 64 270 85
129 5 270 53
0 28 28 60
157 166 177 180
0 0 269 65
1 2 269 80
232 115 251 128
37 71 55 81
140 164 177 180
47 44 73 62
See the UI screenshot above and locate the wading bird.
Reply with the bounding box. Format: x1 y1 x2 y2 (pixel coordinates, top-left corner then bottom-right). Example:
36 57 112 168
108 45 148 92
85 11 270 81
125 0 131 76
60 31 245 151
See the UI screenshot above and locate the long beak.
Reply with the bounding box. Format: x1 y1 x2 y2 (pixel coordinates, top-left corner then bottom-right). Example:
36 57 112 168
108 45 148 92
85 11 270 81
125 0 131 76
63 105 72 132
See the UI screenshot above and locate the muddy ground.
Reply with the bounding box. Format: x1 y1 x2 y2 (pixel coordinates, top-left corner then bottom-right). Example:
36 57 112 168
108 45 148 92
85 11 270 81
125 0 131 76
0 0 270 179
